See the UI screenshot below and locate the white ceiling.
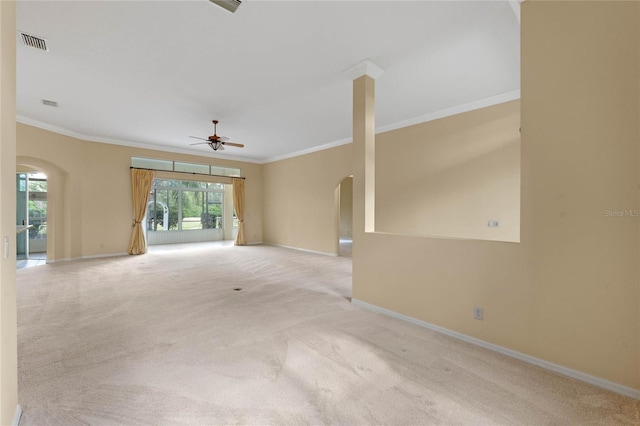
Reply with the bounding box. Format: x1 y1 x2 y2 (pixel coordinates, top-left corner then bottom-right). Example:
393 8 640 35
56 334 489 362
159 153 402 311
16 0 520 164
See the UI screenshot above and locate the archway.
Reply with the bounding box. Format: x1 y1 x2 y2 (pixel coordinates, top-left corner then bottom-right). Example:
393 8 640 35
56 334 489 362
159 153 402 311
16 156 69 263
336 175 353 257
16 168 48 268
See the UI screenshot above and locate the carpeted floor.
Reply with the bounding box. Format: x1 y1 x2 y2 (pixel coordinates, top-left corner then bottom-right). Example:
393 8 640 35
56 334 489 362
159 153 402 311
17 243 639 425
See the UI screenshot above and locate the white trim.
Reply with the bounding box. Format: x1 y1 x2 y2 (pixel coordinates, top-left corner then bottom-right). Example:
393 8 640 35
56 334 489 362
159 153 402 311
82 252 129 260
19 91 520 166
509 0 521 24
263 137 352 164
263 90 521 164
247 241 263 246
262 242 337 257
45 252 128 263
44 257 79 263
344 59 385 81
375 90 521 135
13 405 22 426
351 299 640 400
16 115 263 164
45 245 267 262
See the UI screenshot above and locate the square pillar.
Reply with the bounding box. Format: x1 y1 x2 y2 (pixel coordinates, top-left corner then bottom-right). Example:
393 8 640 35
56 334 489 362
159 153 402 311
346 60 383 236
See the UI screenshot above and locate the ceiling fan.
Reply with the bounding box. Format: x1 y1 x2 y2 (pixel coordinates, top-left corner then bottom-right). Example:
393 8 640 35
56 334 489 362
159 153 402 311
189 120 244 151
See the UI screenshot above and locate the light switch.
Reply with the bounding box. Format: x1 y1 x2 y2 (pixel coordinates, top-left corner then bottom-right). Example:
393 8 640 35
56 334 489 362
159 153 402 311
487 220 499 228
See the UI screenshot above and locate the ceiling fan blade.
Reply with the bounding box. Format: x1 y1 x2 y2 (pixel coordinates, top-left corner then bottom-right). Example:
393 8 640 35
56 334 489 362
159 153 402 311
189 136 208 141
189 142 208 146
219 136 229 142
222 141 244 148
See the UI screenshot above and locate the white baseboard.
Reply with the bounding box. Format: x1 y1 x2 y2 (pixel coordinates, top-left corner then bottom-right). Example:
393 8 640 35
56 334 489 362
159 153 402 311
263 242 337 257
351 298 640 400
45 257 77 263
46 252 129 263
82 252 128 260
13 404 22 426
247 241 263 246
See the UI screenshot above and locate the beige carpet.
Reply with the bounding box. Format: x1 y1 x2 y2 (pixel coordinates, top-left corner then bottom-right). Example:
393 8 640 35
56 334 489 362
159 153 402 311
17 243 639 425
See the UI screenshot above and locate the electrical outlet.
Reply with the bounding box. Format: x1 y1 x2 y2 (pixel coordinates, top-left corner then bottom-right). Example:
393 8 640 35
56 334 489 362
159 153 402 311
487 220 499 228
473 306 483 320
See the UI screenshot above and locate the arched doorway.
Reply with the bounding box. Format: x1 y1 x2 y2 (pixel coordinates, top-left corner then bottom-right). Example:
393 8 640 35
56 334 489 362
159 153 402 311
16 168 48 268
337 176 353 257
16 156 69 263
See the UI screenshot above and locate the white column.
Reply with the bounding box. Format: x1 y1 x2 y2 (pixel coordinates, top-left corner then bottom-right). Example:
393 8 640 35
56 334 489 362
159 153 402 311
345 60 383 235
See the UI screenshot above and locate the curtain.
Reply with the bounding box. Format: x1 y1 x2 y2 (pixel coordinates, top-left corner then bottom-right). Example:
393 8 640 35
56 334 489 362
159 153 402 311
128 169 154 255
232 177 246 246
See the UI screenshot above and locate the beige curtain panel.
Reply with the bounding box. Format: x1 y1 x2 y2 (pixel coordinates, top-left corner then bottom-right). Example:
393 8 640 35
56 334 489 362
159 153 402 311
128 168 155 255
232 177 246 246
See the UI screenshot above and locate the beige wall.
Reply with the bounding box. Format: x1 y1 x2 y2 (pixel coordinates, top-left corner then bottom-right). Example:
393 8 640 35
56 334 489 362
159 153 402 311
339 176 353 238
376 101 520 242
0 1 18 424
350 1 638 391
16 124 263 260
522 0 639 388
262 144 352 254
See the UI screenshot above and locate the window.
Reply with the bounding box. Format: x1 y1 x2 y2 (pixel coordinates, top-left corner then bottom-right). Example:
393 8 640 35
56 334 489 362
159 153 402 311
131 157 241 177
147 180 224 232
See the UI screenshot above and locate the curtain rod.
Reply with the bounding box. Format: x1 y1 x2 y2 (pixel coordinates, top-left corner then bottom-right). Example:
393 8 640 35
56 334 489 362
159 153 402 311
130 167 245 180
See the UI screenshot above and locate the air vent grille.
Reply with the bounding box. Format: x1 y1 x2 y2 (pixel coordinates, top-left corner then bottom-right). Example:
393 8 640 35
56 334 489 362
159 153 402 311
19 32 48 51
209 0 241 13
42 100 58 108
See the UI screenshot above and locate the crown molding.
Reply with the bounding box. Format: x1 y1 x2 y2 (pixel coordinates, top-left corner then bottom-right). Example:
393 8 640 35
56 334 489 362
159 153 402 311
509 0 521 24
344 59 384 81
16 116 263 164
376 89 521 135
262 90 520 164
18 89 520 166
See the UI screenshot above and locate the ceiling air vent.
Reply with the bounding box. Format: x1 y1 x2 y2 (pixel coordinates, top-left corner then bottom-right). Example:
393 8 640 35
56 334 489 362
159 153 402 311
19 32 48 51
209 0 241 13
42 99 58 108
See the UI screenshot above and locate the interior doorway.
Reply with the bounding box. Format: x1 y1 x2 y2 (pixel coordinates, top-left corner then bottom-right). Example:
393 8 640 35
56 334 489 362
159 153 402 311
338 176 353 257
16 171 48 269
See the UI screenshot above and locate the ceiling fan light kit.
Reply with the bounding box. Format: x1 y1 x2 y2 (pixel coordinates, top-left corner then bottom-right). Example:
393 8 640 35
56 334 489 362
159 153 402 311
209 0 241 14
210 141 224 151
189 120 245 152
